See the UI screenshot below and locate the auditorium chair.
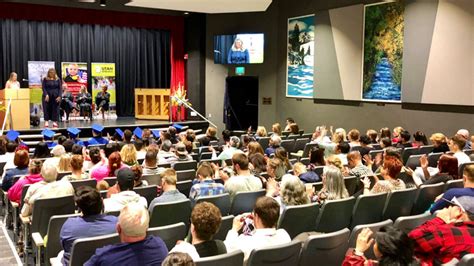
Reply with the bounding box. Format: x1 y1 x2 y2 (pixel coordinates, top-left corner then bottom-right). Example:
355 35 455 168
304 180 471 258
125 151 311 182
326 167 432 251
0 161 7 177
158 163 172 169
141 174 161 186
427 152 443 167
464 149 474 156
394 212 433 233
69 233 120 266
313 166 324 177
401 147 421 164
258 137 271 151
315 197 356 233
411 182 445 215
293 139 310 155
214 215 234 241
405 154 423 169
445 179 464 191
176 169 196 182
459 254 474 266
278 202 319 239
281 131 291 137
459 162 474 178
9 184 30 236
247 240 302 266
230 189 266 215
199 159 221 167
147 222 187 250
298 228 350 266
70 179 97 191
348 219 393 260
133 185 158 205
177 180 193 196
196 193 231 215
300 157 310 165
382 187 418 221
350 192 388 229
174 160 198 171
418 145 434 154
301 133 313 139
343 176 358 196
195 250 244 266
299 143 319 159
280 139 295 153
103 177 117 187
149 199 192 228
199 152 213 161
191 153 199 161
368 149 383 160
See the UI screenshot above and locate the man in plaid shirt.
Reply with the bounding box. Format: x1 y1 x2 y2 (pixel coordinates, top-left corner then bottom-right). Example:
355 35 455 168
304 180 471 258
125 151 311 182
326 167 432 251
409 196 474 265
189 163 225 201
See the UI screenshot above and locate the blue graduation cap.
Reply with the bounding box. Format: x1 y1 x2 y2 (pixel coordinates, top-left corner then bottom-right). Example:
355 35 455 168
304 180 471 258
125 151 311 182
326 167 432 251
92 124 104 134
172 123 184 130
151 130 161 138
41 129 55 140
6 130 20 141
115 128 124 138
133 127 143 139
67 127 81 138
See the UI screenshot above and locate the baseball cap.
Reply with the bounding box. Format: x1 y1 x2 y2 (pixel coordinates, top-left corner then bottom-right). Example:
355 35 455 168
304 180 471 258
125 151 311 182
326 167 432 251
175 142 188 156
443 196 474 217
117 168 135 190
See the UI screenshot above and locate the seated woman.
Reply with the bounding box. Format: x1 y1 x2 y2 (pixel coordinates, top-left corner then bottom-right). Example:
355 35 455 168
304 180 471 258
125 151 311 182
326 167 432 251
362 157 406 194
266 158 286 181
343 226 415 266
415 154 458 186
274 147 292 172
120 144 138 166
293 162 319 183
60 84 76 122
91 152 126 181
313 165 349 204
7 160 43 204
1 149 30 191
95 85 110 120
307 146 326 171
266 174 310 213
32 142 51 159
107 165 147 197
77 85 93 120
430 133 450 153
58 154 72 173
64 155 89 181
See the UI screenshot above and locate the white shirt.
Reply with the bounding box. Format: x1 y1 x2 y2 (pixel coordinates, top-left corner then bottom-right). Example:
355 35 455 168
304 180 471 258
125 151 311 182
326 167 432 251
0 152 16 171
224 174 262 201
224 228 291 261
103 190 147 213
454 151 470 166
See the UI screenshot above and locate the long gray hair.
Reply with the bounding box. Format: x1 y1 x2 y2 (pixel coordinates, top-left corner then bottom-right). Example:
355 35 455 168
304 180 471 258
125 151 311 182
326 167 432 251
322 165 349 200
280 174 310 206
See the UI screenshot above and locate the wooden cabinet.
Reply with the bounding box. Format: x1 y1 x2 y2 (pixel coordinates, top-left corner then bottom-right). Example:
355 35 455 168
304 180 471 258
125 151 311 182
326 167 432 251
134 88 170 120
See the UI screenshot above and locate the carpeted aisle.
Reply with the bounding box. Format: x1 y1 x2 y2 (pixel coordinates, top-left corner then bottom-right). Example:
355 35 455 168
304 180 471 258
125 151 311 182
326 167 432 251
0 221 22 265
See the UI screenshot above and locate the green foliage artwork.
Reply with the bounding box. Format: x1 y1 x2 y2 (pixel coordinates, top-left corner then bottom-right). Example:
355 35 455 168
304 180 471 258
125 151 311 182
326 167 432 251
362 1 404 101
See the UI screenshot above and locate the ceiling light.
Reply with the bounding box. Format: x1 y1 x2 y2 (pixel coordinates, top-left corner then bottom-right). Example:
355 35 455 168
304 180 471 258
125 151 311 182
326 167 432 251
184 12 189 15
100 0 106 7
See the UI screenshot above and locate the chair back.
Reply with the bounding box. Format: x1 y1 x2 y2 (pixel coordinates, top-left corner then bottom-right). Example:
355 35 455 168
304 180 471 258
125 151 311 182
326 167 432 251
20 184 31 209
382 187 418 221
299 228 350 266
141 174 161 186
287 135 300 141
315 197 356 233
459 162 474 179
369 150 383 160
405 154 423 169
177 180 193 196
419 145 434 154
313 166 324 177
280 139 295 153
158 163 172 169
247 240 302 266
31 195 75 237
411 183 445 215
133 185 157 205
214 215 234 241
70 179 97 191
230 189 266 215
177 169 196 182
149 199 192 228
350 193 388 229
459 254 474 266
45 214 81 266
312 182 323 192
103 177 117 187
147 222 187 250
301 143 318 158
464 149 474 156
69 233 120 266
173 161 198 171
445 179 464 191
56 172 72 181
258 137 271 151
300 158 310 165
427 152 443 167
294 138 309 153
0 161 6 176
278 202 319 239
196 193 231 215
195 250 244 266
401 147 420 164
348 219 393 259
344 176 358 196
394 213 433 233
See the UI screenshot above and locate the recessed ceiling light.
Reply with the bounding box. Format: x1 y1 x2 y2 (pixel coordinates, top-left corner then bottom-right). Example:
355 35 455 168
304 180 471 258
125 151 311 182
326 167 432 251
100 0 106 7
184 12 189 15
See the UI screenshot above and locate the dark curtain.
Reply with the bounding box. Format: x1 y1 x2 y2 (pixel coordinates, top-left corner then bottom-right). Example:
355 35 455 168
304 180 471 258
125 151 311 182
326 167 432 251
213 34 236 64
0 19 170 116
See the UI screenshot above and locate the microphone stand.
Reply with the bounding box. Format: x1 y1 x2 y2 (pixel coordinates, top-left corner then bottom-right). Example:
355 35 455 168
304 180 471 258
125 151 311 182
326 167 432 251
171 95 218 129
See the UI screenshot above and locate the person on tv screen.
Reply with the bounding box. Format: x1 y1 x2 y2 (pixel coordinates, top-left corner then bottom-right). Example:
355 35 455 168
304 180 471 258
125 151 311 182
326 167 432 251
227 38 249 64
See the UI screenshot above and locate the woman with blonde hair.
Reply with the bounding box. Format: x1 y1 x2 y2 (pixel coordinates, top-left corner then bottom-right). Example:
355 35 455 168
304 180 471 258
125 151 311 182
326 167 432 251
430 133 450 153
266 158 286 181
5 72 20 89
65 155 89 181
120 144 138 166
255 126 267 139
272 123 282 136
326 155 348 175
316 165 349 204
392 126 404 144
58 154 72 172
42 68 61 128
266 174 310 213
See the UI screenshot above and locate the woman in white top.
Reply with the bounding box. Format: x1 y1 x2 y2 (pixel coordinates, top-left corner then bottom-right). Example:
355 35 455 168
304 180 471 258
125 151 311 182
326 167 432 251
5 72 20 89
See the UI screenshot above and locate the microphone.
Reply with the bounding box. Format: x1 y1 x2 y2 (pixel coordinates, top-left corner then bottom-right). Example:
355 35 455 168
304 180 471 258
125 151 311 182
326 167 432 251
213 50 221 54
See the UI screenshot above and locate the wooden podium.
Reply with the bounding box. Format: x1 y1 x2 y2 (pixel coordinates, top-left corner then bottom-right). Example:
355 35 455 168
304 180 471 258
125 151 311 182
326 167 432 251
1 89 31 130
134 88 170 120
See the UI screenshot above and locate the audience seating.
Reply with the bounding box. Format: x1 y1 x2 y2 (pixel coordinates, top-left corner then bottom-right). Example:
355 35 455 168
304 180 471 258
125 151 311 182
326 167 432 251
402 147 421 164
176 169 196 182
257 137 270 151
411 182 445 215
213 215 234 241
70 179 97 191
103 177 117 187
199 152 213 161
348 219 393 260
133 185 158 205
177 180 193 196
343 176 358 196
427 153 443 167
137 158 144 165
382 187 418 221
368 150 383 160
278 202 319 239
195 250 244 266
287 135 301 141
464 149 474 156
394 213 433 234
158 163 172 169
313 166 324 177
149 199 192 228
350 193 388 229
459 254 474 266
195 193 231 215
459 162 474 178
419 145 434 154
280 139 295 153
147 222 187 251
298 228 350 266
69 233 120 266
246 240 302 266
405 154 423 169
141 174 161 186
300 157 310 165
470 154 474 161
292 143 318 159
104 210 120 217
174 161 198 171
0 161 6 176
445 179 464 191
294 138 310 153
315 197 356 233
200 159 221 167
312 182 323 192
229 189 266 215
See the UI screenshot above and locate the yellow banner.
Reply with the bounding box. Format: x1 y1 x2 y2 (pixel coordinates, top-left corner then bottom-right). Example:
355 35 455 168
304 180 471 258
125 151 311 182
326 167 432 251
91 63 115 76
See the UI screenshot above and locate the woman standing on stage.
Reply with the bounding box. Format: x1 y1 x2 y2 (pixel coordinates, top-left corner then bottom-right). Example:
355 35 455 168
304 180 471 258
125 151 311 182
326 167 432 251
42 68 62 128
5 72 20 89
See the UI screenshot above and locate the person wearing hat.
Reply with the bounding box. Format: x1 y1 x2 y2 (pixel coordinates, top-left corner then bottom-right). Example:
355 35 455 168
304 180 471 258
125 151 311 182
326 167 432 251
157 140 175 164
409 196 474 264
165 142 193 166
42 129 57 148
88 124 109 145
67 127 84 146
5 130 27 149
133 127 143 142
103 168 147 213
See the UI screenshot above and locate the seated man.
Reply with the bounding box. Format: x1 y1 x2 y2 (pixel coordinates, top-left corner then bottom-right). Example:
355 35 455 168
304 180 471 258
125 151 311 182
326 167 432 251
103 168 147 213
430 164 474 213
448 135 470 166
222 153 262 201
409 196 474 265
85 203 168 266
59 186 117 265
347 151 373 178
170 202 227 258
157 140 174 164
148 169 187 211
224 197 291 261
189 163 225 201
142 150 165 175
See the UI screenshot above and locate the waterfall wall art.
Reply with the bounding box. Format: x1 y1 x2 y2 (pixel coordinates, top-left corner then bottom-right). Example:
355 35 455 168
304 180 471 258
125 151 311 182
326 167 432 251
286 15 315 98
362 2 404 102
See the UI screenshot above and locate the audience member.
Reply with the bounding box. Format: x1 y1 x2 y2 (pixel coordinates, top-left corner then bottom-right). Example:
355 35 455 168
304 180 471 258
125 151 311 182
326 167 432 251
274 147 291 171
308 146 325 170
288 123 299 135
430 133 450 153
335 142 350 165
362 157 405 194
59 187 117 265
265 134 281 156
189 163 225 201
310 126 330 143
222 153 262 200
162 252 195 266
326 155 346 175
32 142 51 159
85 203 168 265
392 126 404 144
123 129 133 144
284 117 294 132
379 137 392 149
62 140 75 154
457 129 471 149
448 135 470 165
58 154 72 172
148 169 187 209
71 144 83 155
266 158 286 181
142 150 165 175
347 151 373 178
224 197 291 261
314 165 349 204
7 160 43 204
211 136 242 163
120 144 138 166
1 149 29 191
366 129 378 144
412 131 428 148
247 142 264 157
292 162 319 183
134 139 146 161
416 154 458 186
43 145 66 169
87 124 109 145
396 130 412 148
64 155 88 181
199 127 218 146
103 168 147 213
267 174 310 213
255 126 267 139
379 127 391 141
83 147 104 172
351 135 373 159
166 142 193 165
271 123 282 136
91 151 125 181
131 165 147 187
248 153 267 176
348 129 360 147
158 140 174 164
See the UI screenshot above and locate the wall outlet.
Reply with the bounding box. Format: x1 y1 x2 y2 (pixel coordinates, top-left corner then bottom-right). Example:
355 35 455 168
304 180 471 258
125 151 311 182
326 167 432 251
190 111 197 116
208 113 212 118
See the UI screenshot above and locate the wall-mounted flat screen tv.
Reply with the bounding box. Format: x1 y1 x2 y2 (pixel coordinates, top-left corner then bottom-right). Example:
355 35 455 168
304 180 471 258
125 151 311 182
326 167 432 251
214 33 264 64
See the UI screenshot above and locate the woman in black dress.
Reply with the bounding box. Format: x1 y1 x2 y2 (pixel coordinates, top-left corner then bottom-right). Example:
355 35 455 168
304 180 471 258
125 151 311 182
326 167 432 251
42 68 61 128
77 85 93 120
60 83 75 122
95 85 110 120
